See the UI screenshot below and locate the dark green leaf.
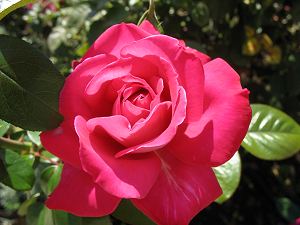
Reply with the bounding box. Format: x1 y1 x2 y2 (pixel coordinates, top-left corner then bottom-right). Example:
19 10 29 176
242 104 300 160
0 0 35 20
0 119 9 136
18 193 40 216
0 35 64 131
40 164 62 195
112 200 155 225
276 197 300 222
213 152 241 204
191 2 210 26
0 149 35 190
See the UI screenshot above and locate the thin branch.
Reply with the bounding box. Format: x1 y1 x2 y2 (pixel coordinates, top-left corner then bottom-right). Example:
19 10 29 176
0 137 32 151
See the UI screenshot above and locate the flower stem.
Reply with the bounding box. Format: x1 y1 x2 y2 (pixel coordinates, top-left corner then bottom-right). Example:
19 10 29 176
0 137 32 151
148 0 156 22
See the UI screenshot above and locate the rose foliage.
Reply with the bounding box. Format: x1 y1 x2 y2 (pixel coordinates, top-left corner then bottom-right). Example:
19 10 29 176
40 20 251 225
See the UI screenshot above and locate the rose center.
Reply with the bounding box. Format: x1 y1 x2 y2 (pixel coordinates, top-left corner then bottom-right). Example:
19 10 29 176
127 88 151 109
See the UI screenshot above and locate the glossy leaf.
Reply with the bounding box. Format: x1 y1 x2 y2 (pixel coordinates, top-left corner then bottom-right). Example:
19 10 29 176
112 200 155 225
242 104 300 160
214 152 241 204
0 149 35 191
40 150 59 164
40 164 62 195
22 154 35 167
27 131 41 146
0 35 64 131
0 119 9 137
0 0 35 20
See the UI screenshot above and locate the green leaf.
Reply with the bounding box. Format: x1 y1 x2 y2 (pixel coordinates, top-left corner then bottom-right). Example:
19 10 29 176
27 202 112 225
276 197 300 222
18 193 40 216
40 164 62 195
0 183 20 211
0 35 64 131
112 200 155 225
0 149 35 191
0 119 9 136
27 131 41 146
21 153 35 167
0 0 35 20
88 3 129 44
40 150 59 164
213 152 241 204
242 104 300 160
191 2 210 26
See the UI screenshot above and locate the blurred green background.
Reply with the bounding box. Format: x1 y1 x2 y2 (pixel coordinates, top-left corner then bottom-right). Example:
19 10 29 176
0 0 300 224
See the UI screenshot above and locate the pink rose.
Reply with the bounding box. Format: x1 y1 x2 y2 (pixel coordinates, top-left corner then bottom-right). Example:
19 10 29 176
41 20 251 225
292 218 300 225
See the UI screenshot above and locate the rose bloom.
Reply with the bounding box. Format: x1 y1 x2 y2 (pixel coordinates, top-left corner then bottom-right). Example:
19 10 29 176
41 20 251 225
292 218 300 225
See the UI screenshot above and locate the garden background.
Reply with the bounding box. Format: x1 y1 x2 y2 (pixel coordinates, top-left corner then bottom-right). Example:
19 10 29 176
0 0 300 224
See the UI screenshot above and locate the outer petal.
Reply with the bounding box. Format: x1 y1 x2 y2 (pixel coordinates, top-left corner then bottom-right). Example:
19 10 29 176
41 55 116 168
169 58 252 166
178 40 211 64
46 164 121 217
75 116 161 199
81 23 152 62
131 151 222 225
139 20 160 34
60 54 116 120
121 35 204 124
40 121 81 168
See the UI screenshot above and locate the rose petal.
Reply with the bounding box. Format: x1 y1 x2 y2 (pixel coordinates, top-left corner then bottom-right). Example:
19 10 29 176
179 40 211 64
88 101 171 148
46 164 121 217
60 54 116 120
139 20 160 35
84 58 159 114
40 55 116 168
121 100 149 124
75 116 161 199
40 121 81 168
81 23 151 62
116 87 186 157
169 58 251 167
131 150 222 225
121 35 204 124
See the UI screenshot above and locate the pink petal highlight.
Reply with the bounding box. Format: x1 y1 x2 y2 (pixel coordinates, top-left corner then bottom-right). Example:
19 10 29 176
132 151 222 225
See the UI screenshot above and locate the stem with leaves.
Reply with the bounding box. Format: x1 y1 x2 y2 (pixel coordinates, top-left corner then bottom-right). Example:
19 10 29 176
0 137 32 151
